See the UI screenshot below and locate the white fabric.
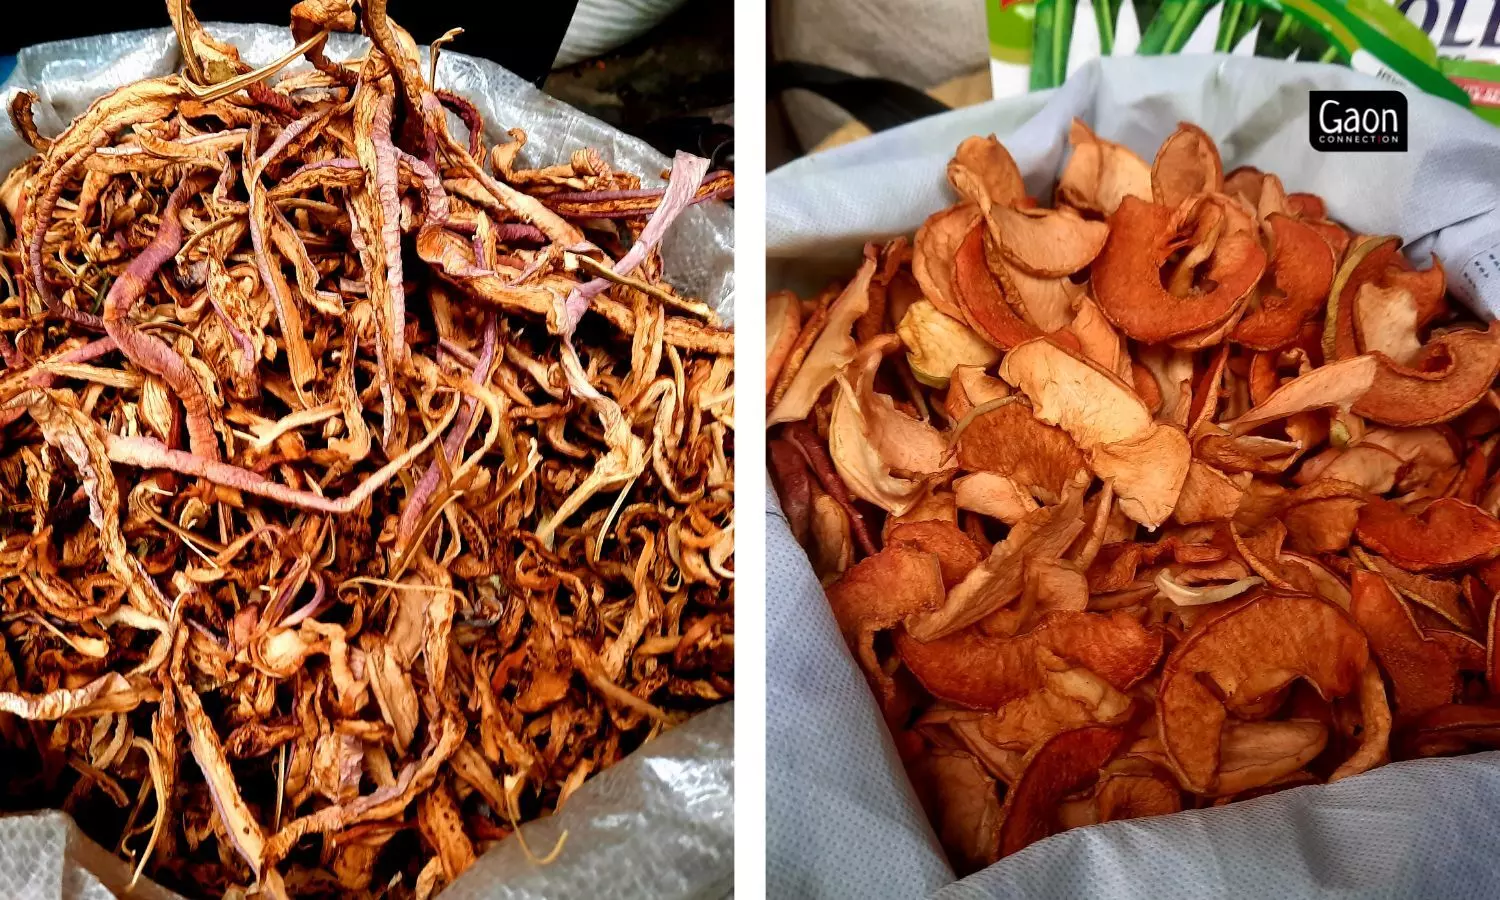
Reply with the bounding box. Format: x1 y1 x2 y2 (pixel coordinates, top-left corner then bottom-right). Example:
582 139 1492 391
767 53 1500 899
554 0 690 69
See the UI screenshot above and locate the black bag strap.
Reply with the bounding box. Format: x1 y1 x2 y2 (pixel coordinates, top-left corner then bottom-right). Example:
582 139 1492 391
769 61 951 134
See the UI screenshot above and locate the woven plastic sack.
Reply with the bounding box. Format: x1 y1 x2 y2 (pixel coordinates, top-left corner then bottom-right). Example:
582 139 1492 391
0 23 734 900
768 53 1500 899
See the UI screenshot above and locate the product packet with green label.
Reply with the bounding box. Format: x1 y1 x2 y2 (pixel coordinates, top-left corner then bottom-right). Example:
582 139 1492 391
986 0 1500 122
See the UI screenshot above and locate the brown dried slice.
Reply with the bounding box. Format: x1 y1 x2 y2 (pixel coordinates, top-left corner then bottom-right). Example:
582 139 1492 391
889 521 985 589
898 611 1164 708
1151 123 1224 208
768 246 877 425
985 232 1083 332
909 475 1090 639
1353 323 1500 427
953 218 1042 349
1398 704 1500 758
1173 461 1249 524
1296 444 1404 494
767 290 803 393
1352 548 1473 631
948 135 1027 210
1353 283 1423 365
955 401 1086 504
910 750 1004 873
1088 424 1191 529
1057 119 1152 216
1095 768 1182 822
1224 354 1375 435
998 725 1128 856
999 337 1152 449
1329 662 1392 781
1323 236 1401 361
897 300 1001 388
1355 497 1500 572
1214 720 1329 796
977 662 1134 750
955 472 1041 525
914 205 982 320
826 545 946 696
985 205 1109 278
1232 214 1338 350
1349 569 1457 716
1157 590 1368 793
1093 196 1265 343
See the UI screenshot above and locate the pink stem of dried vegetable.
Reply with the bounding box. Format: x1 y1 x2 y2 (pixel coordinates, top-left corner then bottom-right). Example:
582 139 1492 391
561 151 710 335
395 316 498 549
0 337 120 428
370 95 409 367
435 89 484 158
101 177 221 461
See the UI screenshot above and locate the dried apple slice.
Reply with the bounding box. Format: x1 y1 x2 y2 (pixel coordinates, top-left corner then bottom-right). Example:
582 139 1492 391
1224 354 1375 435
998 725 1128 856
1095 767 1182 822
914 205 981 320
1353 282 1423 365
1174 461 1249 524
767 290 803 393
1398 704 1500 758
1157 590 1368 793
1093 195 1266 343
1151 123 1224 208
1323 236 1400 361
910 750 1003 873
1057 119 1152 216
897 299 1001 388
977 661 1134 750
1355 497 1500 572
985 205 1109 278
768 246 876 425
1353 323 1500 426
999 337 1152 448
1232 214 1337 350
1329 662 1392 781
1088 424 1191 529
1351 547 1473 631
888 521 984 588
984 231 1082 332
953 218 1041 348
826 545 946 696
948 135 1027 210
1349 569 1457 716
1214 720 1328 795
955 472 1041 525
898 611 1164 708
954 399 1086 504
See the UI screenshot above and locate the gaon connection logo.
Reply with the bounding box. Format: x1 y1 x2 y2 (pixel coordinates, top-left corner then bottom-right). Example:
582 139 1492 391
1310 91 1409 152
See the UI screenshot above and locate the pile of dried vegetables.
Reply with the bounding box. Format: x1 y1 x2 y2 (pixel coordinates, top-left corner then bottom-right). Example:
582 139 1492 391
767 120 1500 873
0 1 734 897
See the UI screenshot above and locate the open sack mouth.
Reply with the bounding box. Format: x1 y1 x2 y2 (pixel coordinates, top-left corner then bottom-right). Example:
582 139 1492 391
766 114 1500 875
0 1 734 897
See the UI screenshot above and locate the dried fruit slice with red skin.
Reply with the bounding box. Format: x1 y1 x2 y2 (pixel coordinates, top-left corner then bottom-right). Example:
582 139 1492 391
1426 630 1485 671
1489 599 1500 693
1232 214 1337 350
910 750 1004 873
948 135 1027 210
1057 120 1152 217
1224 354 1375 436
998 725 1128 856
984 230 1082 332
768 439 813 545
1397 704 1500 758
1306 219 1352 259
999 337 1152 449
1223 166 1264 205
985 205 1109 278
914 205 981 321
897 611 1164 708
1353 283 1423 365
1214 720 1329 796
953 218 1041 349
1157 590 1368 793
955 400 1085 503
1088 424 1191 529
1286 193 1327 219
1353 323 1500 427
1187 345 1232 438
1349 570 1457 717
826 545 946 696
1323 236 1400 361
1383 255 1447 328
766 290 803 393
1094 770 1182 822
1093 196 1265 343
1355 497 1500 572
888 521 984 588
1151 123 1224 209
1329 662 1392 781
1351 547 1473 631
768 245 877 425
